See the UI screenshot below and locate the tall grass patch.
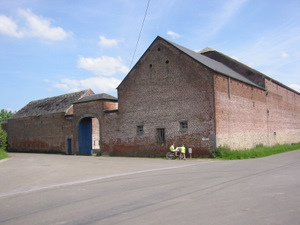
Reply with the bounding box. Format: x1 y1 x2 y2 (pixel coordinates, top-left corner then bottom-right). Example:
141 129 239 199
212 143 300 160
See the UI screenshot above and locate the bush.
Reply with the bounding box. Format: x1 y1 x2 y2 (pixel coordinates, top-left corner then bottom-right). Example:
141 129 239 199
0 124 7 150
0 124 9 160
212 146 231 158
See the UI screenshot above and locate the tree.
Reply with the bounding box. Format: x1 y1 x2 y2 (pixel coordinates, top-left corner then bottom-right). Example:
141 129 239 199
0 109 14 123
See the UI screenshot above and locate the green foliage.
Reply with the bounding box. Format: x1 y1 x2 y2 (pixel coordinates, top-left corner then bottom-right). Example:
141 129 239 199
0 125 9 160
0 109 13 160
0 109 14 123
0 124 7 150
212 143 300 160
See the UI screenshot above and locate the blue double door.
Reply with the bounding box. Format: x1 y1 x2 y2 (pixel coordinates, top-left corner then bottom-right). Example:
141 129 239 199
79 118 93 155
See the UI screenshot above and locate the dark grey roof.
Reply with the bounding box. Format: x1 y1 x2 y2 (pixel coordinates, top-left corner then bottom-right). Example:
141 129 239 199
200 47 300 95
11 90 90 119
159 36 264 89
74 93 117 104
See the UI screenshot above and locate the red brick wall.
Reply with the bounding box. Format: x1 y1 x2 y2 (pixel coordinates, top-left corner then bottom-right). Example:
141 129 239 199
214 74 300 149
73 99 118 154
105 39 216 157
73 100 102 154
265 79 300 145
7 112 74 153
104 101 118 111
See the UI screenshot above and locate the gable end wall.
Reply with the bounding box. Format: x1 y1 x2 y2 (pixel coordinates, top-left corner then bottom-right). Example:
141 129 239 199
105 39 216 157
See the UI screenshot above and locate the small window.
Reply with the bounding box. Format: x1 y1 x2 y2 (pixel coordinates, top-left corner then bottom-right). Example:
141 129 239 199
180 121 188 131
137 125 144 135
157 128 165 143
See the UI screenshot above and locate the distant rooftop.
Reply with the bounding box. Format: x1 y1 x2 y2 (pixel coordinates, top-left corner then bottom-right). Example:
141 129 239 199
11 90 91 119
197 47 215 53
74 93 117 104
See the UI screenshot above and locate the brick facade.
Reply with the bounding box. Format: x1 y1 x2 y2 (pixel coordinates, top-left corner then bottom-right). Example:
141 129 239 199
206 49 300 149
102 38 215 157
5 36 300 157
214 74 269 149
72 95 118 155
265 79 300 145
6 90 94 154
7 112 74 154
214 76 300 149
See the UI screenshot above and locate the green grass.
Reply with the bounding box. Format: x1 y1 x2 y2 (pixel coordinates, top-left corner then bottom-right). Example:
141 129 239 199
0 148 9 160
212 143 300 160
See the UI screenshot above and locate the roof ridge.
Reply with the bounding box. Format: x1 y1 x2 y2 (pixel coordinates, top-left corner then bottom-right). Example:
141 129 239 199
197 47 215 53
29 89 91 103
74 93 118 104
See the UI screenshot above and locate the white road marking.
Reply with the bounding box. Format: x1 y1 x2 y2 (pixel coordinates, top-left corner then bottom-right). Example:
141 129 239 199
0 161 216 199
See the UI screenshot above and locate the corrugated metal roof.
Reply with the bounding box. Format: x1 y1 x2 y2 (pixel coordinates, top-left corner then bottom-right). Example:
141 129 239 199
74 93 117 103
159 36 264 89
11 90 91 119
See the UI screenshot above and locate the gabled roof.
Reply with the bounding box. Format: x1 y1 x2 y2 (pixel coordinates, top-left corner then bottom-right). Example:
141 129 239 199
11 89 91 119
74 93 117 104
158 36 264 89
118 36 264 90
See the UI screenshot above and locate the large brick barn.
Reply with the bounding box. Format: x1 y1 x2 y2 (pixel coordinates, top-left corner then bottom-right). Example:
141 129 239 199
5 36 300 157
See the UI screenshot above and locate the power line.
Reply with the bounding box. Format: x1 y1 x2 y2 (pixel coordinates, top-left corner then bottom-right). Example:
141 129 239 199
129 0 151 69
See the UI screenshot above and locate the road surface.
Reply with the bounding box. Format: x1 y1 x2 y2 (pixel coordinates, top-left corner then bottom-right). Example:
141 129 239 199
0 151 299 225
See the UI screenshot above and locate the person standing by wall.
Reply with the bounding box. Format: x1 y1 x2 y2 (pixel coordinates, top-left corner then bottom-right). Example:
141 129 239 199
181 144 186 160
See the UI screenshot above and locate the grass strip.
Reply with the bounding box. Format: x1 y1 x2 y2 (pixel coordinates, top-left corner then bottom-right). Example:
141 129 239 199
212 143 300 160
0 148 9 160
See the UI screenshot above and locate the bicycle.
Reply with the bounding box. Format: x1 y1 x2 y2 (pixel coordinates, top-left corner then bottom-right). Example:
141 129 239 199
166 151 184 160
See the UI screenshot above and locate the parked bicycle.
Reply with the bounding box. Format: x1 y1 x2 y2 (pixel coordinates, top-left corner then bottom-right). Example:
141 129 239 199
166 151 184 160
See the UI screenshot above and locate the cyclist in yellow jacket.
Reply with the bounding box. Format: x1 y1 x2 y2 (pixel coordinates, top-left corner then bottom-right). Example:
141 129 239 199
181 144 186 160
170 143 178 156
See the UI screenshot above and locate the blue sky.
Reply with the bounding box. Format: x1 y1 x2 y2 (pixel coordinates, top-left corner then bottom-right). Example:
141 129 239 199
1 0 299 111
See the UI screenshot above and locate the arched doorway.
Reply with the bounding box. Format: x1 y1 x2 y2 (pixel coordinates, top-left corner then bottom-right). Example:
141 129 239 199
78 116 100 155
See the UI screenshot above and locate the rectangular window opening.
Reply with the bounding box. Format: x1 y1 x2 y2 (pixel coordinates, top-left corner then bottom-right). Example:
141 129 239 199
157 128 165 143
180 121 188 131
137 125 144 135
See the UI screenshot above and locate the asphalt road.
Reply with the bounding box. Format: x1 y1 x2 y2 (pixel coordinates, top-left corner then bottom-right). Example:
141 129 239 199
0 151 299 225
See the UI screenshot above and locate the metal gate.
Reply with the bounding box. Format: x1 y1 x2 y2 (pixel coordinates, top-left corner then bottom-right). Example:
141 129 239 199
79 118 92 155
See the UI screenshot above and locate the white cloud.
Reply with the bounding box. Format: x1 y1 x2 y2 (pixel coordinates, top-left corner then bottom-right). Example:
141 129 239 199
281 52 289 58
98 35 120 47
78 56 129 76
0 8 70 41
167 30 180 39
45 77 122 94
288 84 300 92
0 15 23 38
